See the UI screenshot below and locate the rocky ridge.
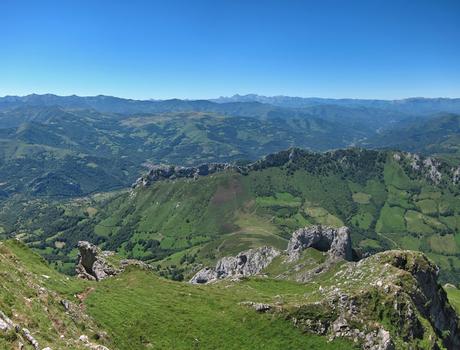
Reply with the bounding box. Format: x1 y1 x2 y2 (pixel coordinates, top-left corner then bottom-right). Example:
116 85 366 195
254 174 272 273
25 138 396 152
394 151 460 185
133 163 238 188
285 250 460 349
133 148 460 190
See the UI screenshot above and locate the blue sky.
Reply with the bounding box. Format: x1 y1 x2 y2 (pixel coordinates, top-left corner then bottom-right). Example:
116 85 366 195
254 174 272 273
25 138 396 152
1 0 459 99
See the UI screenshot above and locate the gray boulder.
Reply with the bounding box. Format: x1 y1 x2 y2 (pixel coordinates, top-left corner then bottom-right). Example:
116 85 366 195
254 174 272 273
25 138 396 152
190 246 280 284
189 267 219 284
75 241 119 281
287 226 353 262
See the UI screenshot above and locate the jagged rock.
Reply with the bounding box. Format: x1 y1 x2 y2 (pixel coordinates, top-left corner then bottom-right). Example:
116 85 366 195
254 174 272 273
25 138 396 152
60 299 71 311
75 241 154 281
189 267 218 284
75 241 119 281
22 328 40 350
453 167 460 184
286 225 353 262
1 311 44 350
190 246 280 284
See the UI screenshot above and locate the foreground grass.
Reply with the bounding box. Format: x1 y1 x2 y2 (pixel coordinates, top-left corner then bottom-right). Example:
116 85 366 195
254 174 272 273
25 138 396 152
1 240 356 349
86 269 357 350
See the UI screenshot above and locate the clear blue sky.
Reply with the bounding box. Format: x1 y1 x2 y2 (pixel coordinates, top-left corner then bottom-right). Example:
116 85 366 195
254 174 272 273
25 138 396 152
1 0 459 99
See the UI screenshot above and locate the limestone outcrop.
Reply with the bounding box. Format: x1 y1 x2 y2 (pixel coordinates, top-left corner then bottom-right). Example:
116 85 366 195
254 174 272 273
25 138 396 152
190 246 280 284
375 250 460 349
75 241 119 281
286 225 353 262
76 241 152 281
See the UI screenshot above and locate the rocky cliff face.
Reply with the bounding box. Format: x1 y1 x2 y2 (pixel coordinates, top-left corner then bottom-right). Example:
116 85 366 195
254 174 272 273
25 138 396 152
190 246 280 284
393 151 460 186
286 225 353 262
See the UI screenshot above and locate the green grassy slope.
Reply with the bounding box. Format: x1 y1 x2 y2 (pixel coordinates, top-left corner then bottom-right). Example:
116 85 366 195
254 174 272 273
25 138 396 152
2 238 459 350
86 269 356 350
446 285 460 315
0 240 95 349
0 239 357 350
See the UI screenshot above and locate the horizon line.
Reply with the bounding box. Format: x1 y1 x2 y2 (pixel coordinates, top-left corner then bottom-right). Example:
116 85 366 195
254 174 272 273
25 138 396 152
1 92 460 102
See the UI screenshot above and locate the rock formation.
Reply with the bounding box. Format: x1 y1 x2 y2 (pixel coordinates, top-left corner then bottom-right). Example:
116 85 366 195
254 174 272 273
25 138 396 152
376 250 460 349
282 250 460 349
75 241 120 281
286 225 353 262
75 241 153 281
190 246 280 284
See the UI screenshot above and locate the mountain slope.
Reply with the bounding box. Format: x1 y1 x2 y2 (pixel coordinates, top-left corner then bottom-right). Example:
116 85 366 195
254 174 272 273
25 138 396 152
5 148 460 284
1 235 460 349
0 239 357 350
367 114 460 163
0 102 407 199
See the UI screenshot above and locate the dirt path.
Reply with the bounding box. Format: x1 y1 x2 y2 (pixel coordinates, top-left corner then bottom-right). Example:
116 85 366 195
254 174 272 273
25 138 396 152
77 287 95 311
376 231 399 249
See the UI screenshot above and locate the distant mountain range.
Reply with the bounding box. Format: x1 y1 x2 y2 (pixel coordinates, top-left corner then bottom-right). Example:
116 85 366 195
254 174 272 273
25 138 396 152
2 93 460 115
0 93 459 200
212 94 460 115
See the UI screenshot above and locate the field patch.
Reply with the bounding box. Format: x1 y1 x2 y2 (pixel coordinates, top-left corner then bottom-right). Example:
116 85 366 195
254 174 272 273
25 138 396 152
304 206 344 227
352 192 371 204
256 192 302 208
351 212 373 229
416 199 438 215
405 210 434 234
376 204 406 233
429 234 458 255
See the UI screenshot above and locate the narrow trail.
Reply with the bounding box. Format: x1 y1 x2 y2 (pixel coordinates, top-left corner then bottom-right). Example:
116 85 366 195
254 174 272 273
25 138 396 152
77 287 95 311
376 231 399 249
